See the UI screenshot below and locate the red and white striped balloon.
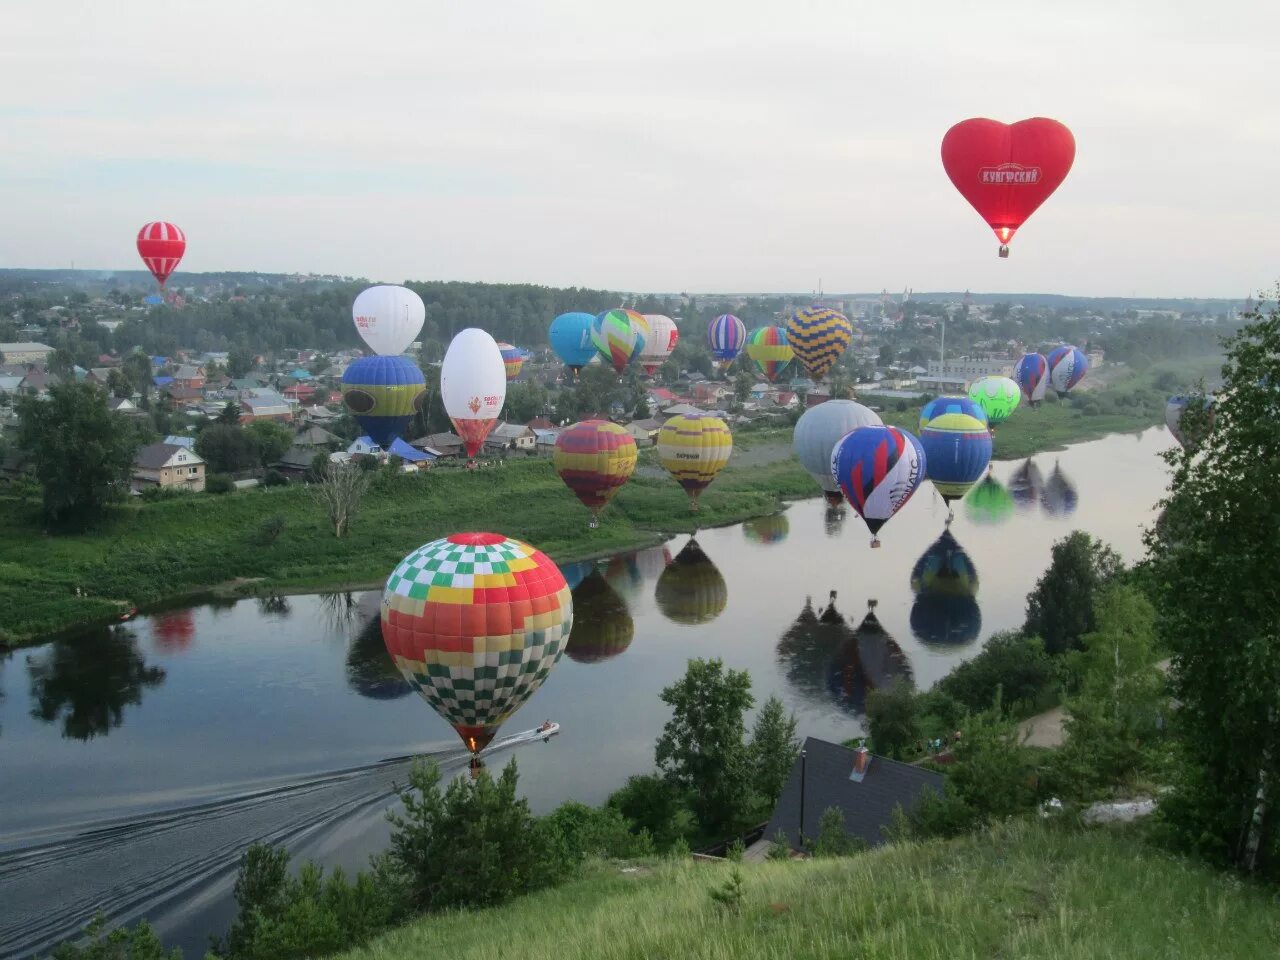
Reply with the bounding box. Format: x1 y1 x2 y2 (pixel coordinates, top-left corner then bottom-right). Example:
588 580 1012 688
136 221 187 288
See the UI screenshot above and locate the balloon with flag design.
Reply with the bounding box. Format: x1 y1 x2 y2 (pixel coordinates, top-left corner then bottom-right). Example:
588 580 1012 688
706 314 746 370
381 533 573 754
552 420 638 527
786 305 853 380
341 355 427 448
1046 345 1088 397
657 414 733 510
497 342 526 382
746 326 794 383
638 314 679 375
1014 353 1049 406
440 328 506 457
830 425 926 547
136 221 186 292
550 312 597 376
591 309 647 375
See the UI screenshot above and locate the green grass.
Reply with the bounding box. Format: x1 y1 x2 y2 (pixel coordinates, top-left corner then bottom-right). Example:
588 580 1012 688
341 821 1280 960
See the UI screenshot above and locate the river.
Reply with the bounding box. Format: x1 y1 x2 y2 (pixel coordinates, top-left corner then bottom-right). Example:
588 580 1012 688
0 427 1174 958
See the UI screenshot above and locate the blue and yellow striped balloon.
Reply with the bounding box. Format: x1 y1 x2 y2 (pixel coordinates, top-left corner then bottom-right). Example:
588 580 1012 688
341 355 427 447
785 305 853 380
918 397 991 505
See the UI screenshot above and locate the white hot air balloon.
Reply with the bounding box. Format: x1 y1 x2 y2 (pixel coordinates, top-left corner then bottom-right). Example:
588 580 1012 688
441 328 507 458
792 399 882 505
638 314 679 376
352 285 426 357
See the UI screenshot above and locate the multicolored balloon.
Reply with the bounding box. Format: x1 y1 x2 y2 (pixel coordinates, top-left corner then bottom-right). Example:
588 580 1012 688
745 326 794 383
440 328 507 457
638 314 679 375
1046 345 1088 397
564 571 633 664
968 376 1021 427
940 117 1076 257
743 513 789 546
964 473 1015 526
793 399 882 505
918 395 988 433
381 533 572 754
831 425 926 546
497 342 526 382
550 312 597 375
657 414 733 510
352 285 426 357
1165 394 1216 451
1014 353 1049 406
552 420 638 527
654 538 727 625
707 314 746 370
919 397 992 506
136 221 186 291
592 309 647 375
786 305 853 380
341 355 427 447
909 530 982 647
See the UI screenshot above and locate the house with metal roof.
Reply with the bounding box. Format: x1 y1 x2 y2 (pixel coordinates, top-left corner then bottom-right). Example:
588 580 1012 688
132 443 206 493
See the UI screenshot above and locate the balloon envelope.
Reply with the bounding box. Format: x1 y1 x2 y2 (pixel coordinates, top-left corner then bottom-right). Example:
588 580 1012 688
1014 353 1049 406
553 420 638 522
707 314 746 369
1046 345 1088 396
352 285 426 357
1165 394 1216 450
919 398 992 504
786 306 853 380
592 309 647 374
381 533 572 753
136 221 186 288
497 342 526 382
341 355 427 448
440 328 507 456
657 414 733 506
831 425 926 540
550 312 597 371
968 376 1021 425
940 117 1076 250
655 538 727 625
746 326 794 383
638 314 679 375
793 399 882 503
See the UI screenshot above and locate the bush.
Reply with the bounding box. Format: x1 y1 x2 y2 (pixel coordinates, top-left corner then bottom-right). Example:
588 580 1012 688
607 774 697 851
866 679 921 759
255 515 286 545
49 913 179 960
807 807 864 858
542 801 655 861
935 631 1060 718
139 485 184 502
205 473 235 494
261 469 289 488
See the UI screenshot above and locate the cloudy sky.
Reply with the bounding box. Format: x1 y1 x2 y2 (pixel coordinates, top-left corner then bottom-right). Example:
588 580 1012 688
2 1 1274 297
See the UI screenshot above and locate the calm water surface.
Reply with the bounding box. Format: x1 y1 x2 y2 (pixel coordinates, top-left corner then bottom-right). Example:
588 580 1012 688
0 428 1174 957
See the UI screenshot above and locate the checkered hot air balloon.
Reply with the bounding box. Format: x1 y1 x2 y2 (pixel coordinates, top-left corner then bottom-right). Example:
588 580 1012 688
552 420 638 527
381 533 573 754
136 221 186 291
745 326 794 383
831 425 926 547
786 305 853 381
591 309 647 375
919 397 992 509
706 314 746 370
657 414 733 511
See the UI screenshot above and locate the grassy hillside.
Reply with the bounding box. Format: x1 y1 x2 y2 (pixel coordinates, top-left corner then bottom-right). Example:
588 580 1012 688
342 822 1277 960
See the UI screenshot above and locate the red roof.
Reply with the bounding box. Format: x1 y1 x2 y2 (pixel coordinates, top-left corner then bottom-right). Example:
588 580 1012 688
648 388 677 402
526 416 555 430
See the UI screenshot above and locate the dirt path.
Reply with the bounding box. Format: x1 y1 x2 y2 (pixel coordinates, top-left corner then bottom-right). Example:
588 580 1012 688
1018 705 1067 748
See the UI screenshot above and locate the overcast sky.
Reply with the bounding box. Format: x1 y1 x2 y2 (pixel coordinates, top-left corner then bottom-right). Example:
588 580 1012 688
2 1 1274 298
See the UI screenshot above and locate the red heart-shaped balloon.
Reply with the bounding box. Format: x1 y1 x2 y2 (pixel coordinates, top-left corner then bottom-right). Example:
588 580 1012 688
940 117 1075 250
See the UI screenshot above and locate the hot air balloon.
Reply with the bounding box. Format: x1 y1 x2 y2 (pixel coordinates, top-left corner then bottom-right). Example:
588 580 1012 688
136 221 186 292
564 571 634 664
940 117 1076 257
919 397 993 511
1046 345 1088 397
440 328 506 457
1014 353 1049 407
381 533 572 754
831 425 926 547
745 326 794 383
1165 394 1216 451
1009 458 1045 511
352 285 426 357
743 513 789 545
793 399 882 506
552 420 638 527
638 314 679 375
968 376 1021 428
909 530 982 647
550 312 597 377
654 537 727 625
1040 461 1079 518
592 309 647 375
497 342 526 381
341 355 427 448
707 314 746 371
786 305 853 380
918 395 988 433
657 414 733 510
964 473 1015 526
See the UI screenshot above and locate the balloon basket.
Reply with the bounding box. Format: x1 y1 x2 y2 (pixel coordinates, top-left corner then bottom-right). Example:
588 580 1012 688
588 515 600 530
998 244 1010 258
870 538 881 549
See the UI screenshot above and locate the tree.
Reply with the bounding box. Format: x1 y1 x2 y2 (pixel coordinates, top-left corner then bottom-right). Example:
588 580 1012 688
227 345 255 379
15 382 138 525
733 369 753 405
217 401 241 425
655 658 755 833
246 420 294 468
866 680 921 759
1148 294 1280 875
106 368 133 399
121 352 152 398
808 807 861 857
309 461 372 538
935 631 1058 715
1024 531 1121 655
50 913 179 960
878 343 896 367
195 423 260 474
749 695 799 806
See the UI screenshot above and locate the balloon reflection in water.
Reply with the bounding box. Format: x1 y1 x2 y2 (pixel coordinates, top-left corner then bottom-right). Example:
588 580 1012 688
776 593 851 706
743 513 789 545
909 531 982 648
964 473 1014 526
824 504 846 537
1008 458 1045 511
1040 461 1079 517
347 610 413 700
564 571 634 664
150 609 196 651
602 545 673 614
655 538 727 625
558 560 597 592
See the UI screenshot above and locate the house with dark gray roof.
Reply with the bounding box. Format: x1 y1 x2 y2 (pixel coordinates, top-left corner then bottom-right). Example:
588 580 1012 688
763 737 944 853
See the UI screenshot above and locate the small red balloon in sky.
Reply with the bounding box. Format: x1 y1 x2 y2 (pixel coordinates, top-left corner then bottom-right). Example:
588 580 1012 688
136 221 187 289
940 118 1075 257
